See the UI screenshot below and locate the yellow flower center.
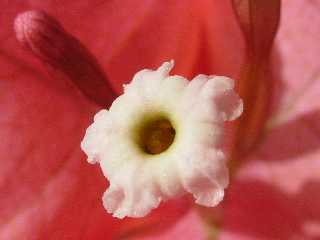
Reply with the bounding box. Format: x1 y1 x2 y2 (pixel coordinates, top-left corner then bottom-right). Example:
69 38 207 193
136 116 176 155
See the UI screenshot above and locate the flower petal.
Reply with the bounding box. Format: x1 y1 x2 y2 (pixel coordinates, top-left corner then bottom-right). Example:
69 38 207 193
0 6 118 240
82 61 243 218
0 50 121 238
128 209 207 240
230 0 280 162
221 1 320 239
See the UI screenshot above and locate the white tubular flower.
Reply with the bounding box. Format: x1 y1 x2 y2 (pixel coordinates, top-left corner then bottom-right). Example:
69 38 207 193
81 61 243 219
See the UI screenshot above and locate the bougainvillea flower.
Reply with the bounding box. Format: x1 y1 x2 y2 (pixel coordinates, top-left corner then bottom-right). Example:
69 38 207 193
0 1 244 239
81 61 243 218
1 0 319 239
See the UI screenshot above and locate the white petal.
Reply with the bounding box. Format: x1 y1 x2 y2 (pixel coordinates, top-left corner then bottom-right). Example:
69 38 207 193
81 61 243 218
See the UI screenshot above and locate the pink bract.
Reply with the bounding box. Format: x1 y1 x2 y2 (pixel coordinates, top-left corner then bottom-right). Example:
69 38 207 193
0 0 319 239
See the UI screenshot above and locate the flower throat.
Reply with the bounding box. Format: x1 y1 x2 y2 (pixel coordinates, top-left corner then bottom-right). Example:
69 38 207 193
137 117 176 155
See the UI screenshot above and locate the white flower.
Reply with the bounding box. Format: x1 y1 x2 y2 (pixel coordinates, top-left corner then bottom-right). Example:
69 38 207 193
81 61 243 219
